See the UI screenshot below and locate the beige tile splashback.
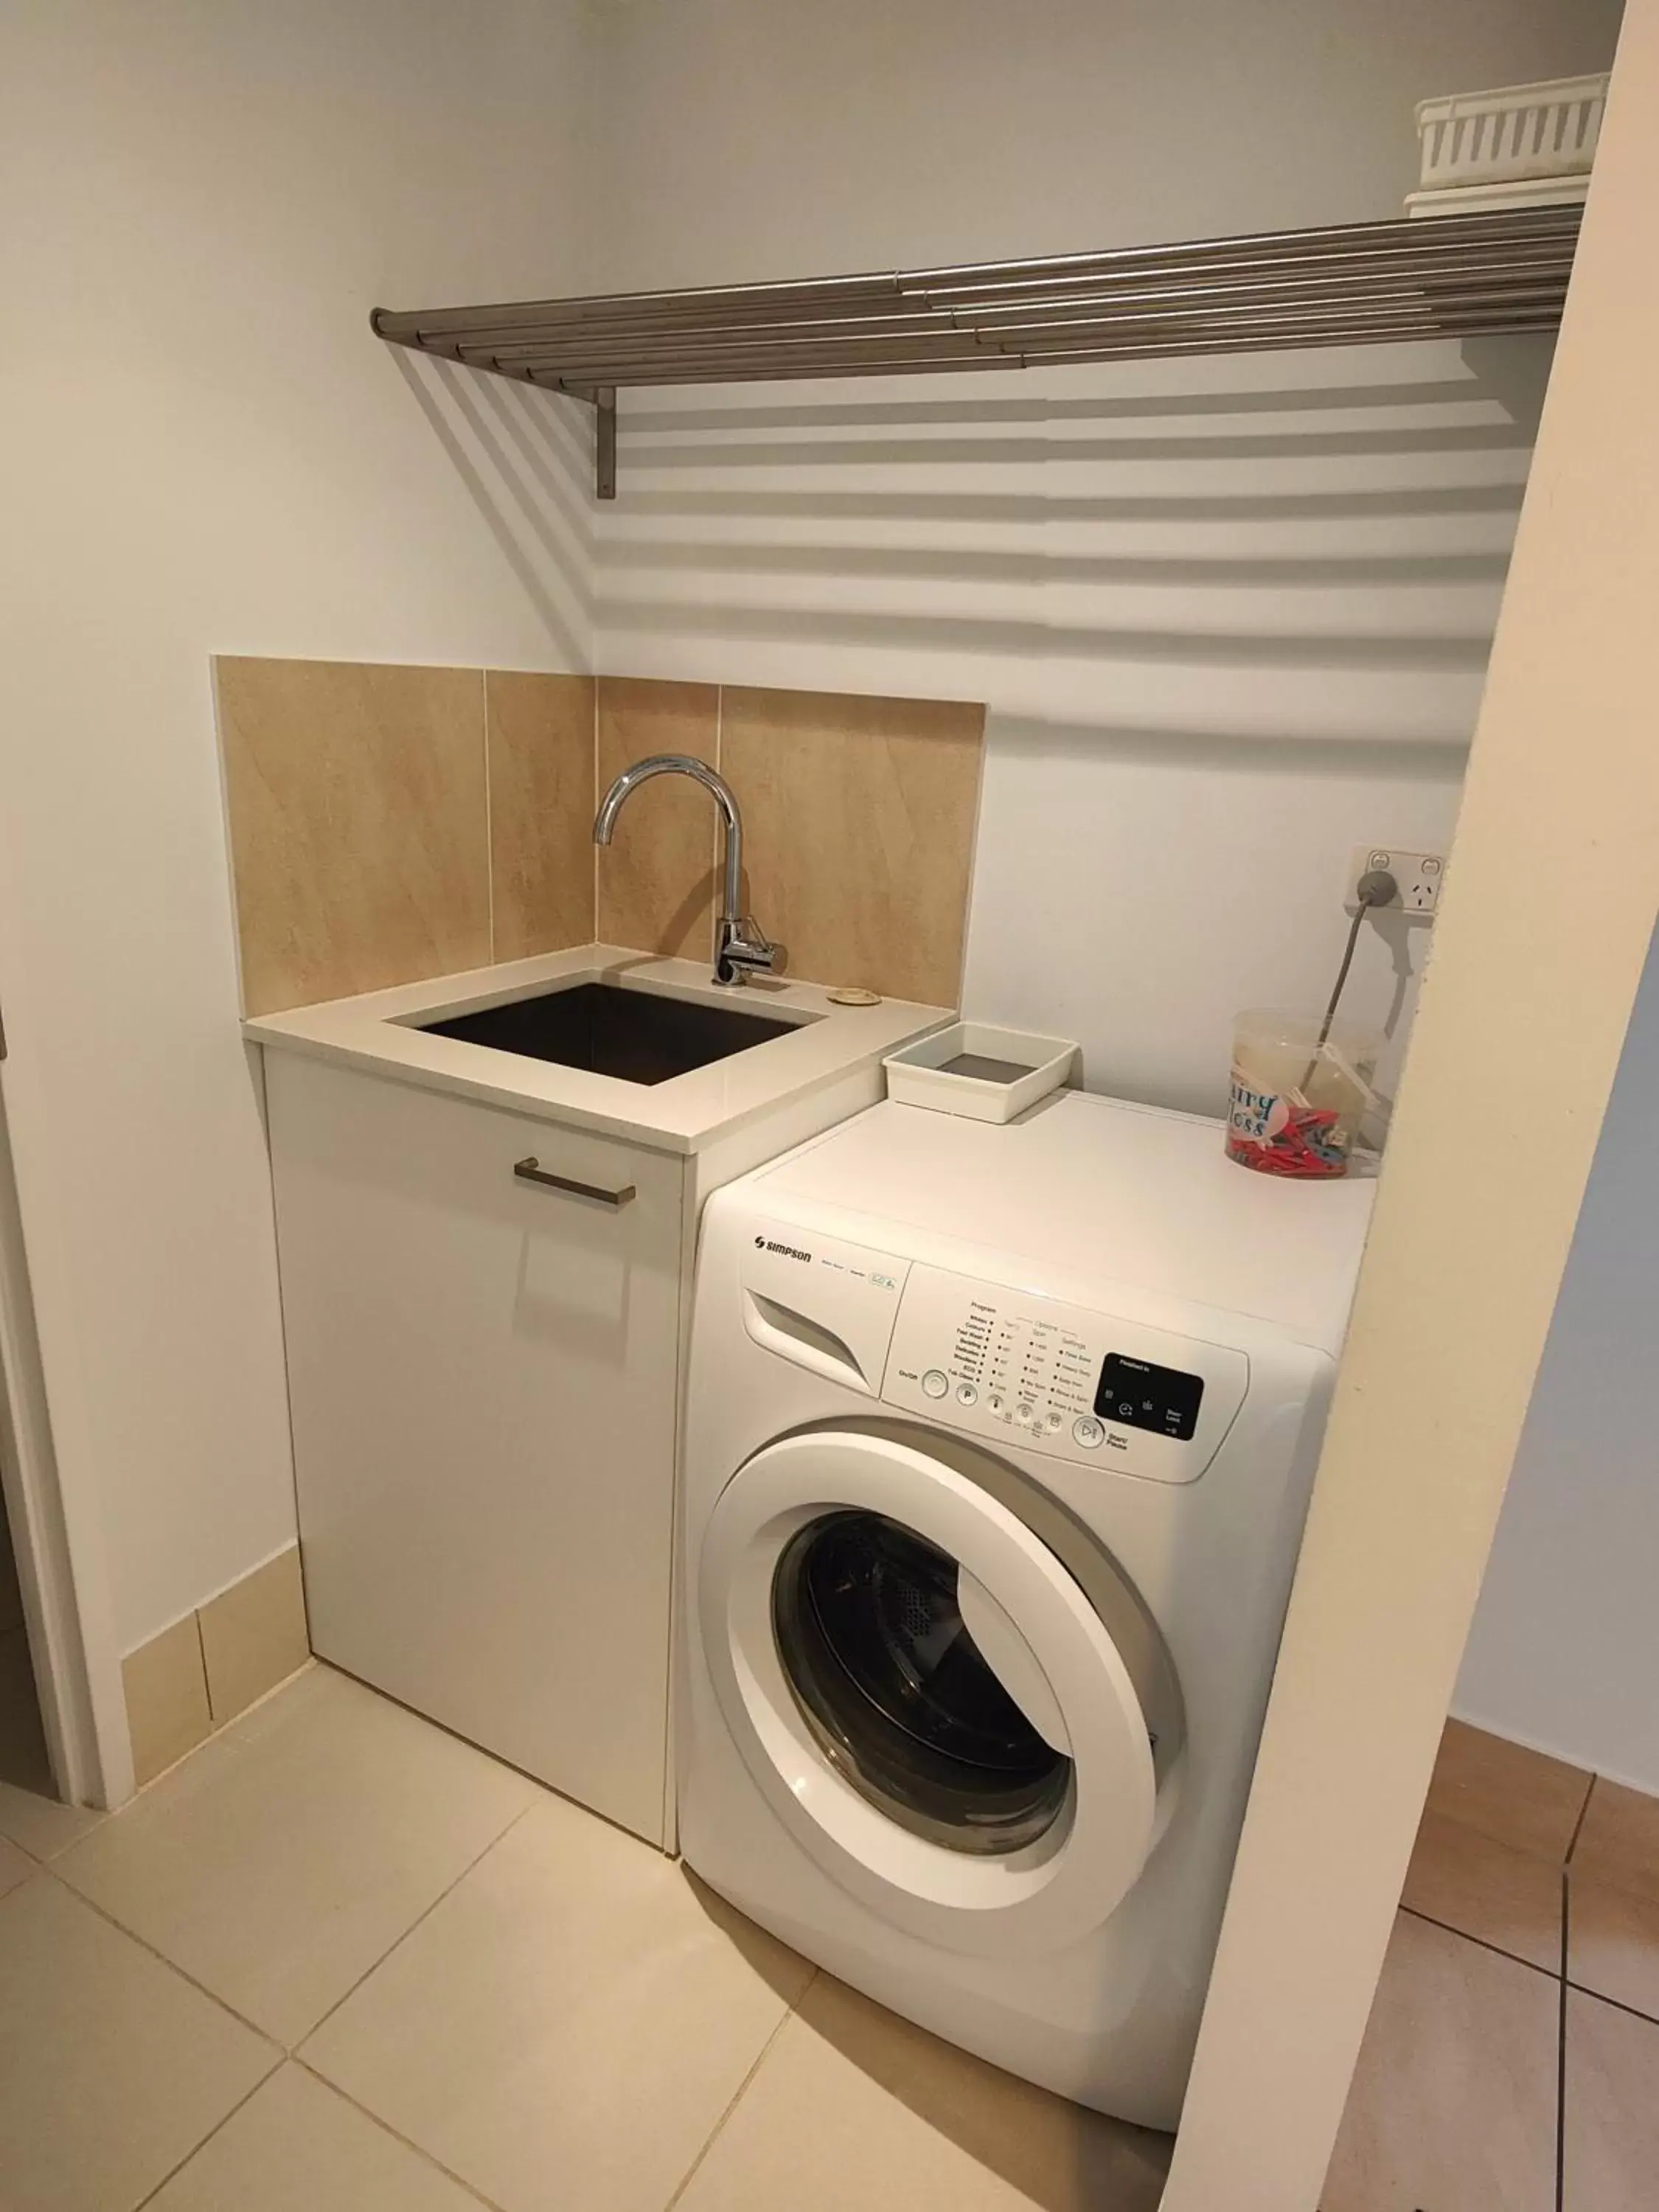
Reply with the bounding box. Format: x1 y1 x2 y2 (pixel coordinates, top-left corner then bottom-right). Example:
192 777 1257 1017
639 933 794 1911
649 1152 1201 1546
218 658 491 1016
487 670 597 963
595 676 720 960
720 685 984 1007
221 661 985 1014
594 677 984 1003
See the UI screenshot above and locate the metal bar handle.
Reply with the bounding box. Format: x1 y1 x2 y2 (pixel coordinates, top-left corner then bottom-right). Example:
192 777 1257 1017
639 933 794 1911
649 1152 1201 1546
513 1156 636 1208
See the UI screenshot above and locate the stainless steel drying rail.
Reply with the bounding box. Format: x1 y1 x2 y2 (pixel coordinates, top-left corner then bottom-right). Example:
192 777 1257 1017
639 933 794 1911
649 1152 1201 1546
372 204 1582 498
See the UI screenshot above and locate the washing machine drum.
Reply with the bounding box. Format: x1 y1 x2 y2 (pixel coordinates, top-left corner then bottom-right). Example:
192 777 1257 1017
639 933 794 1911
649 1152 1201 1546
699 1428 1175 1958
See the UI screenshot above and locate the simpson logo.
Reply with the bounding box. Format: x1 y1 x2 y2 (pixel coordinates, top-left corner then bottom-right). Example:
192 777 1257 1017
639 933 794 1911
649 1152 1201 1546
754 1237 812 1262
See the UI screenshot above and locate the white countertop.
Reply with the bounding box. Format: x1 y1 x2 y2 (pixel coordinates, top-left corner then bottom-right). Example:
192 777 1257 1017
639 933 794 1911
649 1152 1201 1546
243 945 951 1155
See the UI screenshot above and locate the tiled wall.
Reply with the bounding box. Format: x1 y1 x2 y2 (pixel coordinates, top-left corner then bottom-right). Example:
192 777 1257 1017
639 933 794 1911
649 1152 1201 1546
218 658 984 1015
217 658 594 1015
597 679 985 1006
122 1546 310 1787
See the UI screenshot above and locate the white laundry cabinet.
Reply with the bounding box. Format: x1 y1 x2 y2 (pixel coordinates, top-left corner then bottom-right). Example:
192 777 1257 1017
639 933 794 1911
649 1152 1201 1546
266 1051 686 1843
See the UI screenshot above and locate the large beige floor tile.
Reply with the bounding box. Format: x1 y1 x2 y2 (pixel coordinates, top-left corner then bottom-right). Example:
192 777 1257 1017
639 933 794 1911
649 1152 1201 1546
302 1793 814 2212
56 1665 537 2045
0 1874 276 2212
1573 1777 1659 1905
0 1829 33 1899
1426 1717 1592 1862
1323 1911 1559 2212
146 2062 488 2211
1401 1808 1564 1970
1569 1872 1659 2023
675 1972 1169 2212
1564 1987 1659 2211
0 1622 103 1858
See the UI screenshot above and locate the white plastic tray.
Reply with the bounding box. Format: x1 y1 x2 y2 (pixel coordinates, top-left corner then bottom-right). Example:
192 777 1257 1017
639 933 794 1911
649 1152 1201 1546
883 1021 1080 1124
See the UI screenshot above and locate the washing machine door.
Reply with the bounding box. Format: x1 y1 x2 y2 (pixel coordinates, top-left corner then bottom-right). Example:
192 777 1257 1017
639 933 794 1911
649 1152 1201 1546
698 1428 1163 1958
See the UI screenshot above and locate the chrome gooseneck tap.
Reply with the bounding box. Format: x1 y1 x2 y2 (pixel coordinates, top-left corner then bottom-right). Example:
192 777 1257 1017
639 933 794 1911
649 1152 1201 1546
594 754 784 987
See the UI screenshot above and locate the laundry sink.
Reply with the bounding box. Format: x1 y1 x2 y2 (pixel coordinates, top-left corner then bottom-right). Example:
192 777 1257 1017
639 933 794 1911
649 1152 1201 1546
414 980 804 1086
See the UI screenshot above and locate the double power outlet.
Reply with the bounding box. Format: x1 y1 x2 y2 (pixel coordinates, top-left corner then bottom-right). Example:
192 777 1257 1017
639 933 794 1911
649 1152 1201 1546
1345 845 1445 919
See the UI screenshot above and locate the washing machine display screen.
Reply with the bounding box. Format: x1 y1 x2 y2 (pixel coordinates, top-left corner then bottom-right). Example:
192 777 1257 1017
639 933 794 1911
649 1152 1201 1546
1094 1353 1205 1441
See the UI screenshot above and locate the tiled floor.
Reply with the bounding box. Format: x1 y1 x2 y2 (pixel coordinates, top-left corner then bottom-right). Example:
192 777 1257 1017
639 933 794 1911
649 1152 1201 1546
1325 1718 1659 2211
1 1637 1652 2211
0 1659 1170 2211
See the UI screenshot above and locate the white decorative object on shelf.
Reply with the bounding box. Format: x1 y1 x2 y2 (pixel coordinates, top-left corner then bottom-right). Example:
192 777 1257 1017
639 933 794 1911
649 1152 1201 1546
1408 74 1608 220
883 1022 1079 1124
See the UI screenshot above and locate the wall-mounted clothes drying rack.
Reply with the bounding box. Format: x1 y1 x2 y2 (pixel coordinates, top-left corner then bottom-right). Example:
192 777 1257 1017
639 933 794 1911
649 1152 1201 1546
372 203 1581 498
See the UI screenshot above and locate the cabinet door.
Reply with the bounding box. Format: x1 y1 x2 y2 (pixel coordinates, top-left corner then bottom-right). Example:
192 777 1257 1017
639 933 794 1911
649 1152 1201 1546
267 1051 684 1843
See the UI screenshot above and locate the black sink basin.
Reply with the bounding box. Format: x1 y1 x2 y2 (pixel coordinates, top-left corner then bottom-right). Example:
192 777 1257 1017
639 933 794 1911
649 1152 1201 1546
415 981 802 1086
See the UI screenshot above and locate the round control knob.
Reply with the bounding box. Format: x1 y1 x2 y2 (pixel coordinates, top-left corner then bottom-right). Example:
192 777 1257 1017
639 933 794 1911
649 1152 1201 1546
1071 1415 1105 1450
922 1369 950 1399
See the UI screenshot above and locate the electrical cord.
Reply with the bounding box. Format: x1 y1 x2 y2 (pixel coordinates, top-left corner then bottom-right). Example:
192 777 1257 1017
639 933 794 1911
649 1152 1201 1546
1316 869 1397 1047
1299 869 1397 1092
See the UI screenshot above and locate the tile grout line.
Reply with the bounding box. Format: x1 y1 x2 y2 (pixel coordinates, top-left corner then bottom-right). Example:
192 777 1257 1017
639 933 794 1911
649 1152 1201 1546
1565 1775 1597 1867
1559 1978 1659 2031
128 2051 285 2212
1554 1769 1596 2212
1556 1863 1570 2212
290 2055 510 2212
44 1863 284 2048
1397 1902 1562 1980
661 1965 820 2212
295 1798 540 2053
42 1741 535 2062
192 1606 214 1731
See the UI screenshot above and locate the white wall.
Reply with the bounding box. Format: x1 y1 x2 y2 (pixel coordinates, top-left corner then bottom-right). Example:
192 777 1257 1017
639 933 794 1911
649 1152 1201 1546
0 0 597 1659
0 0 1637 1787
1455 928 1659 1792
585 0 1620 1114
587 0 1656 1795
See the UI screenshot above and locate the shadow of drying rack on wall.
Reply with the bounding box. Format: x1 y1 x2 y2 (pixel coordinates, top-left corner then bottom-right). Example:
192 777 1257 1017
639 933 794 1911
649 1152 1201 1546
371 205 1581 499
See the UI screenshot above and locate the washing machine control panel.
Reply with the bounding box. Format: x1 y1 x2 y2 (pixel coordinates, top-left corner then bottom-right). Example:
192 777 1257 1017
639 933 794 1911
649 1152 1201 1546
882 1264 1248 1484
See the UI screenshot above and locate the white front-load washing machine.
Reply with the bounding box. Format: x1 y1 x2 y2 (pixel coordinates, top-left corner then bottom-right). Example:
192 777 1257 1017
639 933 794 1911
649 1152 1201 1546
678 1091 1373 2131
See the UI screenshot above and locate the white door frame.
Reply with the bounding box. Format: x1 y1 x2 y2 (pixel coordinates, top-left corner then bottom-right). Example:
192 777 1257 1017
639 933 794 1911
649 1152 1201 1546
0 1077 131 1809
1161 6 1659 2200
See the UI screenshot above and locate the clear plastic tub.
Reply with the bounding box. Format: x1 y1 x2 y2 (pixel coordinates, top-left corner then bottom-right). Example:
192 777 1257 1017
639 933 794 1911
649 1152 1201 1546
1225 1010 1381 1180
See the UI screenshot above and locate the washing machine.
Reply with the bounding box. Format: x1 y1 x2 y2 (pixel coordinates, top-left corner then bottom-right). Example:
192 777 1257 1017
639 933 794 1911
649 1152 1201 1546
678 1090 1374 2131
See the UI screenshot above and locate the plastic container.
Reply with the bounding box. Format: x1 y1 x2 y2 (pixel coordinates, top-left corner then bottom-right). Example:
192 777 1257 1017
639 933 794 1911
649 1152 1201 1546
883 1021 1079 1125
1413 74 1608 195
1225 1010 1381 1180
